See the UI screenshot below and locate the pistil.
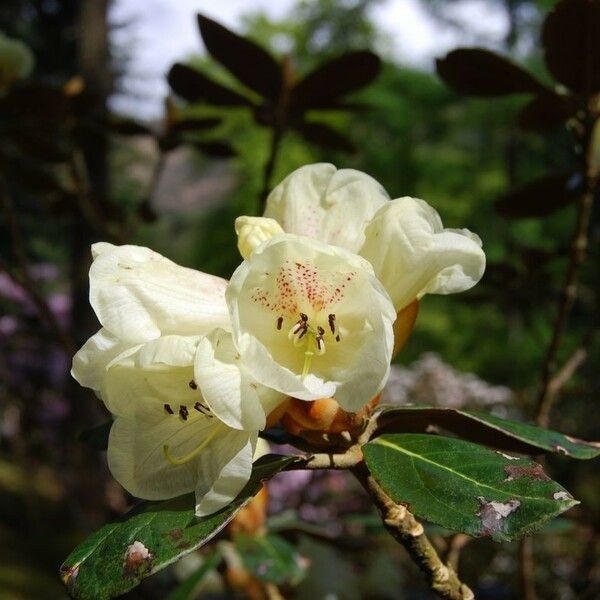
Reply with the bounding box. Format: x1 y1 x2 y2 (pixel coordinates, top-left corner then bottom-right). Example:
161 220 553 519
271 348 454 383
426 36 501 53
163 423 224 465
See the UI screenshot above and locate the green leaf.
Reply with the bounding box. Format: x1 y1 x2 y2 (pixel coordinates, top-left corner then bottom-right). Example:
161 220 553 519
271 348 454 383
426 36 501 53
60 455 298 600
165 550 221 600
363 434 578 541
235 533 308 585
376 405 600 459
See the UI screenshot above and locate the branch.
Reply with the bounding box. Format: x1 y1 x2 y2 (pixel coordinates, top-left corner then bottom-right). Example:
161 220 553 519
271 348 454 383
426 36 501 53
351 464 474 600
285 444 363 470
535 184 594 427
0 185 77 354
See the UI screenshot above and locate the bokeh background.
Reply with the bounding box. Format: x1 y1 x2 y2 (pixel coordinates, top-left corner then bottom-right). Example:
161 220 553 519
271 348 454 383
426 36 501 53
0 0 598 598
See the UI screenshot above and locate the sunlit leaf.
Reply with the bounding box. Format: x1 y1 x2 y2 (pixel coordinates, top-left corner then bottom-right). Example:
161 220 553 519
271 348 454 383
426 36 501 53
436 48 547 97
363 434 578 541
289 51 381 115
60 455 298 600
197 14 282 101
167 63 252 107
517 93 576 132
495 173 580 218
375 406 600 459
294 121 356 153
542 0 600 93
235 533 308 585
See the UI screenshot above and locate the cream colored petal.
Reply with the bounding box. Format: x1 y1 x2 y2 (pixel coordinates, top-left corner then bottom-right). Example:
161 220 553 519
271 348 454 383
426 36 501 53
89 244 230 344
226 234 395 409
71 328 138 394
101 335 201 418
194 431 256 517
265 163 389 252
359 197 486 311
194 328 285 431
235 216 284 259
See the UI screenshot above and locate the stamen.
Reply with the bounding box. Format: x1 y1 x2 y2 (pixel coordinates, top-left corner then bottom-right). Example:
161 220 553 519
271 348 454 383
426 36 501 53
302 336 316 378
329 313 341 342
179 405 189 421
276 316 283 330
188 380 198 390
164 403 174 415
315 326 326 356
194 401 212 417
163 423 224 465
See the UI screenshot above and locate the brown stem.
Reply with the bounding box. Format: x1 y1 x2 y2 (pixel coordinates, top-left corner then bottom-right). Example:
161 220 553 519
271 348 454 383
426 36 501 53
0 185 77 355
535 183 595 427
519 537 537 600
259 127 283 214
352 464 474 600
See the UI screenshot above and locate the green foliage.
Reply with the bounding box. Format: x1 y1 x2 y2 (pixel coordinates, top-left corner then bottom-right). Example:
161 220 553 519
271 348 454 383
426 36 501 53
363 433 578 541
60 456 296 600
164 551 221 600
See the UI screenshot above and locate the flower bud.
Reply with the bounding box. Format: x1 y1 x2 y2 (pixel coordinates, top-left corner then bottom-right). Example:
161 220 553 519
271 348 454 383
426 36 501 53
235 216 283 259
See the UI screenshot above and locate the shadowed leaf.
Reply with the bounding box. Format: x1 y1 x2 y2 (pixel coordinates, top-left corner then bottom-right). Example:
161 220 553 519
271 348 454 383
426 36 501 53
169 117 222 134
363 434 578 541
375 406 600 459
165 551 221 600
197 14 282 101
542 0 600 93
59 455 299 600
109 118 152 136
495 173 580 218
436 48 547 97
289 51 381 114
518 93 576 131
294 121 356 153
167 63 252 107
235 533 308 585
78 421 112 451
193 140 236 158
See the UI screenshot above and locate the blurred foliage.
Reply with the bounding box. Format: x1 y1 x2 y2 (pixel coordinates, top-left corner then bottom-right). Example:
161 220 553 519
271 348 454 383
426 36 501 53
1 0 599 599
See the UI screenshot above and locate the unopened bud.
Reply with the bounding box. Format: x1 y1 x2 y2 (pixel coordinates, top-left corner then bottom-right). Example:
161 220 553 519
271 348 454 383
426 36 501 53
235 216 283 259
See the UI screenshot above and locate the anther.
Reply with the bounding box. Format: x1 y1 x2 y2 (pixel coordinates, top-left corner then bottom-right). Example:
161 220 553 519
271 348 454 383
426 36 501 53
194 401 212 417
179 405 189 421
276 316 283 330
329 313 341 342
164 403 174 415
188 379 198 390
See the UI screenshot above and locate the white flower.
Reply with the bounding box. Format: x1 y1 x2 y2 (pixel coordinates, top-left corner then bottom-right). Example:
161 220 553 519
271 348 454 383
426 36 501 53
72 244 284 516
260 163 486 312
226 233 396 412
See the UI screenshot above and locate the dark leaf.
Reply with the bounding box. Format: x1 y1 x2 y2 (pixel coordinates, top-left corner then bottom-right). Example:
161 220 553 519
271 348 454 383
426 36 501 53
158 133 180 152
109 118 153 136
235 533 308 585
518 93 576 132
436 48 547 97
137 199 157 223
193 140 236 158
78 421 112 451
363 434 578 541
60 455 299 600
167 63 252 107
168 117 222 135
0 83 68 121
542 0 600 93
495 173 581 218
294 121 356 153
289 51 381 115
165 550 221 600
197 14 282 101
375 406 600 459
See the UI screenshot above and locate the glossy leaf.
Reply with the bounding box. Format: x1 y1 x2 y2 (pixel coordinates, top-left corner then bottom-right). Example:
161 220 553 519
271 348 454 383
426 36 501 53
235 533 308 585
375 406 600 459
542 0 600 93
363 434 578 541
289 51 381 114
60 455 298 600
167 63 252 107
517 93 576 132
495 173 580 218
436 48 547 97
165 551 221 600
198 14 282 101
294 121 356 153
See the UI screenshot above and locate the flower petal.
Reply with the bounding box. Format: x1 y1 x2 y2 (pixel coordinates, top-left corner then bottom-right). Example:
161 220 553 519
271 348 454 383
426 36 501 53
194 431 257 517
264 163 389 253
359 197 486 311
194 328 285 431
89 243 230 343
71 327 139 394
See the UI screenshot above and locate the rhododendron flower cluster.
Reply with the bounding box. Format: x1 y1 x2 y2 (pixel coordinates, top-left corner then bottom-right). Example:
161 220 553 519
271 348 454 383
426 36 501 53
72 164 485 516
